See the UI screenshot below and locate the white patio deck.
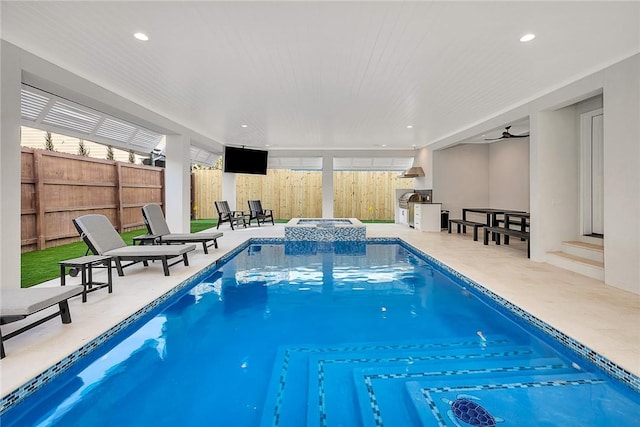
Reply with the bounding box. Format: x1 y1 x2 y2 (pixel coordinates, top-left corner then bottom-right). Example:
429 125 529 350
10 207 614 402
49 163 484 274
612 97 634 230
1 223 638 398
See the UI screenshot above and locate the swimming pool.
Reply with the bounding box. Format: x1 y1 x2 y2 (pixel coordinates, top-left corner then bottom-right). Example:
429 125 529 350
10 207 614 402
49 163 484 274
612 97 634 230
1 239 638 426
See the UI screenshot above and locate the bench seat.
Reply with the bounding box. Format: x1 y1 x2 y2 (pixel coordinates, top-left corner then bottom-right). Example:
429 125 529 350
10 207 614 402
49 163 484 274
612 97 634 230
483 226 530 258
448 219 486 241
495 218 530 231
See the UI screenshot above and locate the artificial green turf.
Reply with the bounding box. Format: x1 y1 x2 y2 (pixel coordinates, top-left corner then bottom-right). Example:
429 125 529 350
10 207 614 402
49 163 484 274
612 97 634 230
190 219 218 233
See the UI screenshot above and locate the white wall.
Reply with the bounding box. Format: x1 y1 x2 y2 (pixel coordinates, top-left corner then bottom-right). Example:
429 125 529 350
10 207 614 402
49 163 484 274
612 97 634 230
413 147 433 190
433 144 490 219
488 138 530 211
602 55 640 294
433 140 530 220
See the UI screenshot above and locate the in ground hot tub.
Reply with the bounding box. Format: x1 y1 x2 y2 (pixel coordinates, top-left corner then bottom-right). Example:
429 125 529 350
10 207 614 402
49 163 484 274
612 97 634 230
284 218 366 241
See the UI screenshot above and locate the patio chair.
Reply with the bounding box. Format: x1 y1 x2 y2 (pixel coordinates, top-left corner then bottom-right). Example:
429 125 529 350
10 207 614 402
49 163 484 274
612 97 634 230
247 200 274 227
73 214 195 276
214 200 247 230
1 285 83 358
142 204 223 254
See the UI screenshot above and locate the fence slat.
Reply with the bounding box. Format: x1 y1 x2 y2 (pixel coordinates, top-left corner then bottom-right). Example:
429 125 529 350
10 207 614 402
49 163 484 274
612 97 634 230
192 169 409 220
20 148 164 251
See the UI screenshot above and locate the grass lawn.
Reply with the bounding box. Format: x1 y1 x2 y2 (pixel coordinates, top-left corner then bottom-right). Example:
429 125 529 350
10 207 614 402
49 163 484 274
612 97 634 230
21 220 219 288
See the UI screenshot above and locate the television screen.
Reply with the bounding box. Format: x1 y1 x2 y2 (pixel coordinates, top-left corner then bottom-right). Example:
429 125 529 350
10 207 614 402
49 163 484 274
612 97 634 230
223 146 268 175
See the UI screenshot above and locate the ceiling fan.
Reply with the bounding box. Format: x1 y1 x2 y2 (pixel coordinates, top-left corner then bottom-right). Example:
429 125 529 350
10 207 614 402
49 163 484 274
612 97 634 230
484 125 529 141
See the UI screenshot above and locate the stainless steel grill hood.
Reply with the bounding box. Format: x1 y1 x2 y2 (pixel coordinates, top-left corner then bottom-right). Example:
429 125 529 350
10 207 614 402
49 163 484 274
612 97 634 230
399 166 425 178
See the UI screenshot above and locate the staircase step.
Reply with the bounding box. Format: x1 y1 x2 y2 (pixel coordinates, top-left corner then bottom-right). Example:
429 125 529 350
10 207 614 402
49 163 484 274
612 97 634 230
562 240 604 262
547 251 604 281
578 235 604 245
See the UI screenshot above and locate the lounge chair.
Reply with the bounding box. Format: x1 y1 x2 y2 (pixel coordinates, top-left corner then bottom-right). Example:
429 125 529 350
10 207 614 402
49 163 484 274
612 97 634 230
214 200 247 230
142 204 223 254
247 200 274 226
1 285 83 358
73 214 195 276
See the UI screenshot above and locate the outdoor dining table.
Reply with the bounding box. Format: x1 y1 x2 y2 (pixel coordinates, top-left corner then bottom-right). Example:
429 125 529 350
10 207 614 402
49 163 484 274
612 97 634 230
462 208 528 240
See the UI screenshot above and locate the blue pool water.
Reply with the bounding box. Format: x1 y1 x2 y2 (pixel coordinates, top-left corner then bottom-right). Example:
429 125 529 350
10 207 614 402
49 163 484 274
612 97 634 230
297 218 353 224
2 241 639 426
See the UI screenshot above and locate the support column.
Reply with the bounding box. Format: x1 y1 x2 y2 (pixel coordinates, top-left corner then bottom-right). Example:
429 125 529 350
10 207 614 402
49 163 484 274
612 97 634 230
0 41 22 289
322 154 334 218
221 172 237 210
165 134 191 233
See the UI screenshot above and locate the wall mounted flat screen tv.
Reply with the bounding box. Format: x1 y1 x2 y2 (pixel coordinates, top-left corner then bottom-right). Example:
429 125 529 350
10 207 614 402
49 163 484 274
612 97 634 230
223 146 268 175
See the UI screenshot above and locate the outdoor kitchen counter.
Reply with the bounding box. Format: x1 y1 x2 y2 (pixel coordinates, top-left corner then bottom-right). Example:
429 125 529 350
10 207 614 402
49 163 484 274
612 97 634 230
414 202 442 232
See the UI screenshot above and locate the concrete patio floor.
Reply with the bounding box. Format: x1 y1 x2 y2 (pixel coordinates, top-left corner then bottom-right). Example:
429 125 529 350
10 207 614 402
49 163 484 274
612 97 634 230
1 223 638 398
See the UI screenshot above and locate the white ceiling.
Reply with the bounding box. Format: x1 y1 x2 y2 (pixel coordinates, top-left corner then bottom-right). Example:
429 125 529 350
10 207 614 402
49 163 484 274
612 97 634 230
1 1 638 153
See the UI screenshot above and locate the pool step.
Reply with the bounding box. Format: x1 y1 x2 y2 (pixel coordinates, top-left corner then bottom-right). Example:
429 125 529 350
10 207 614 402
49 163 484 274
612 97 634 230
358 358 579 427
259 336 546 427
405 370 637 427
350 357 575 426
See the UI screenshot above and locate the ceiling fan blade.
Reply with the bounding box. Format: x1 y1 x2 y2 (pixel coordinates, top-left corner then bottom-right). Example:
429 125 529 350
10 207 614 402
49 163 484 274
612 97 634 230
511 134 530 138
484 137 505 141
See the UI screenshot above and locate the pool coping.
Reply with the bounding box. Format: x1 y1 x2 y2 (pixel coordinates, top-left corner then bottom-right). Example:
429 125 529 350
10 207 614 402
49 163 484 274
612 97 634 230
1 237 638 415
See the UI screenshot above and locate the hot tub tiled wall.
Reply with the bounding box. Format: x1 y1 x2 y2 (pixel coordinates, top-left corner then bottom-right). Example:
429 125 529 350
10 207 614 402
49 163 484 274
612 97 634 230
284 219 366 241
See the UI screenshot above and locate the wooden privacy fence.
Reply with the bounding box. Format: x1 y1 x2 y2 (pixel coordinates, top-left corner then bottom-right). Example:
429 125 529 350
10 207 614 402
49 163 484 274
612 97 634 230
192 169 411 220
21 148 164 251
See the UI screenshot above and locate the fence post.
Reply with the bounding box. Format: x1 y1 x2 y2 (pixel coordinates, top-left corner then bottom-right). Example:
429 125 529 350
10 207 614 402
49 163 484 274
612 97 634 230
115 162 123 232
33 150 46 250
161 167 166 214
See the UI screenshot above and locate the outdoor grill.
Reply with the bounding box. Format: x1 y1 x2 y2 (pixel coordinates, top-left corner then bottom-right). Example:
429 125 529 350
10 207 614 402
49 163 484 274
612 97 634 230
398 192 423 209
398 192 424 228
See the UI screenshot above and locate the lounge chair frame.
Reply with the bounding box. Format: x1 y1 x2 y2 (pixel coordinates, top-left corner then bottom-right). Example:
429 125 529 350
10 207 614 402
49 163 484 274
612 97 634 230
142 204 223 254
247 200 275 227
73 215 194 276
214 200 247 230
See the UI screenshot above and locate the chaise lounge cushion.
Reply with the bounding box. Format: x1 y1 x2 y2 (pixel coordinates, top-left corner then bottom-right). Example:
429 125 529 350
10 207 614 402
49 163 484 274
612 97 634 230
1 286 84 358
1 286 84 318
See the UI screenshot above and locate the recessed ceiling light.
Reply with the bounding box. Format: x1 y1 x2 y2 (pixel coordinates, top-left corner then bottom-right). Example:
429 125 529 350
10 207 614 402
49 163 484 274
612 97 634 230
520 33 535 42
265 144 270 147
134 32 149 41
407 125 413 129
381 144 387 147
241 124 248 128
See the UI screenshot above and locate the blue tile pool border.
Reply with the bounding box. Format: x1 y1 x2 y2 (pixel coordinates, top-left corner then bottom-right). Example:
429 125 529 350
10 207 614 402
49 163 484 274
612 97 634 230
1 237 638 415
392 238 640 393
